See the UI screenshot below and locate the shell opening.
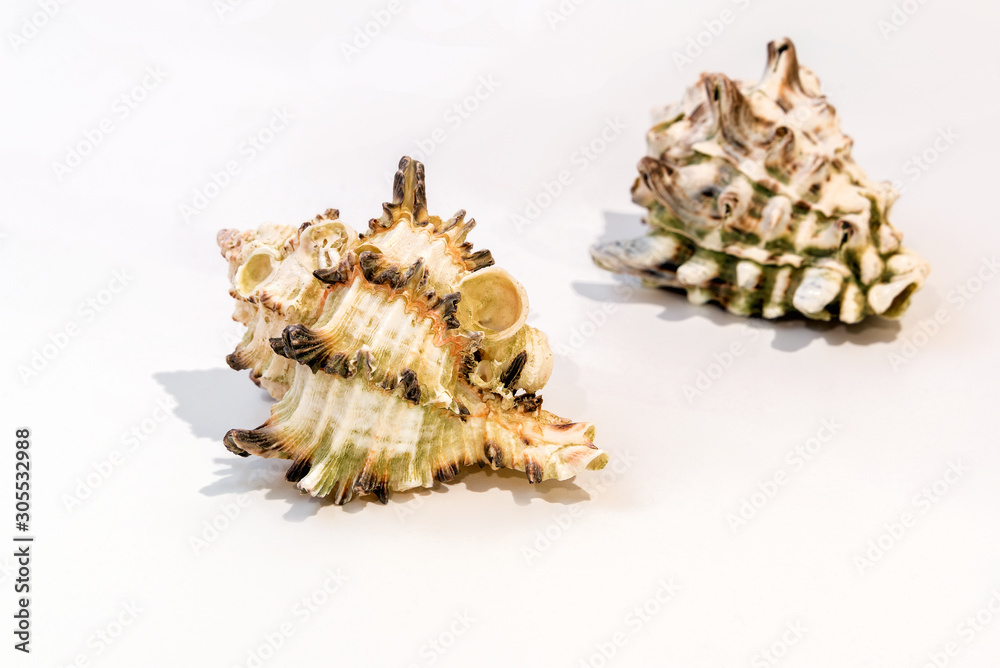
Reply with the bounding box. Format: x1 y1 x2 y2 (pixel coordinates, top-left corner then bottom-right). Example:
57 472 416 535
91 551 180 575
298 221 356 270
457 266 529 341
234 249 279 298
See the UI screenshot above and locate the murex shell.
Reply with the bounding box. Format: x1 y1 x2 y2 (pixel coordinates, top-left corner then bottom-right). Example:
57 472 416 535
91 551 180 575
592 39 929 323
218 157 607 504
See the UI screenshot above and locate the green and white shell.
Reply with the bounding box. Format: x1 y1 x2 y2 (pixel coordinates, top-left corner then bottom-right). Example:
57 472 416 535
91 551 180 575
218 157 606 504
592 38 929 323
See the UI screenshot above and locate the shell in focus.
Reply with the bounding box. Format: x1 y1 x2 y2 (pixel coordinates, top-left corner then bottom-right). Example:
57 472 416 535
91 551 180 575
591 39 930 323
218 157 607 504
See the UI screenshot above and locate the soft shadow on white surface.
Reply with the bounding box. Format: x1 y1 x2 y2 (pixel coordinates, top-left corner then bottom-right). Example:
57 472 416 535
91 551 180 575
582 211 903 350
595 210 649 244
200 456 592 521
153 368 272 441
155 368 593 519
573 279 903 351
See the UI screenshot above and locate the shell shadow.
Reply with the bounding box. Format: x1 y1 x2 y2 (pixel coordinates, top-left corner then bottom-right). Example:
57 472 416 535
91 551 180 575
582 210 903 350
200 457 591 521
572 278 902 351
155 368 591 520
595 210 648 244
153 368 272 442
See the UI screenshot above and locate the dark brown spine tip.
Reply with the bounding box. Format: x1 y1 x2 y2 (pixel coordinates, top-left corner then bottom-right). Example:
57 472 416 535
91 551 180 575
298 221 313 233
331 479 356 506
285 458 313 483
460 353 477 379
484 442 503 468
525 460 543 484
224 427 278 456
373 266 403 289
379 373 399 391
434 462 460 483
322 352 356 378
551 422 578 431
358 251 383 281
440 209 466 232
323 208 339 220
281 325 328 373
435 292 462 328
401 258 426 289
465 249 494 271
399 369 421 404
391 162 408 205
356 471 379 495
514 392 543 413
269 336 290 358
356 349 375 379
499 351 527 390
370 479 389 505
223 430 251 457
412 160 429 224
314 255 353 285
225 351 249 371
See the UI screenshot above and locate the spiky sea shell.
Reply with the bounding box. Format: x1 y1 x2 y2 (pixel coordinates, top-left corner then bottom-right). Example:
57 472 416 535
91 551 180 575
218 158 607 504
591 38 929 323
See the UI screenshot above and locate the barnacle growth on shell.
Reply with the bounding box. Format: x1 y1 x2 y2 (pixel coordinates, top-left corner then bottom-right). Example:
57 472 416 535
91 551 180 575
591 38 929 323
218 157 607 504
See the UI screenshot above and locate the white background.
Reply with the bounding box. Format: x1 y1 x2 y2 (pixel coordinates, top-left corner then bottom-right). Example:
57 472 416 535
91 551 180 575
2 1 999 666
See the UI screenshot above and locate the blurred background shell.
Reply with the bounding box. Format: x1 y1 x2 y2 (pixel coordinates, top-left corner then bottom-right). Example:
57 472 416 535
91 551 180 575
591 38 929 323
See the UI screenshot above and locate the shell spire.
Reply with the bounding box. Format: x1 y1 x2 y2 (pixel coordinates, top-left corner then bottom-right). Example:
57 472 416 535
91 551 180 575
592 38 929 323
376 156 429 228
219 157 606 504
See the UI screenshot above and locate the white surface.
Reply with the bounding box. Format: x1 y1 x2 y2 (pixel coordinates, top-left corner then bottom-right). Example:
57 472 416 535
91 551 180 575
3 1 999 666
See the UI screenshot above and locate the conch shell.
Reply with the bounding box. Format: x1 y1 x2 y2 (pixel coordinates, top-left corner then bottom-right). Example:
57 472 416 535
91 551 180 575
592 38 929 323
218 158 607 503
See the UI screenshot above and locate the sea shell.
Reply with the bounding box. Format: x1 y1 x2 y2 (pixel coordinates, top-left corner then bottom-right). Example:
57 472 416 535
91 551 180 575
218 157 607 503
591 39 929 323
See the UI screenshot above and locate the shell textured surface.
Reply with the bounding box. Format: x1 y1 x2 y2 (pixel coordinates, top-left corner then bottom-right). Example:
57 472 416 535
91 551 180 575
591 39 929 323
218 157 607 504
